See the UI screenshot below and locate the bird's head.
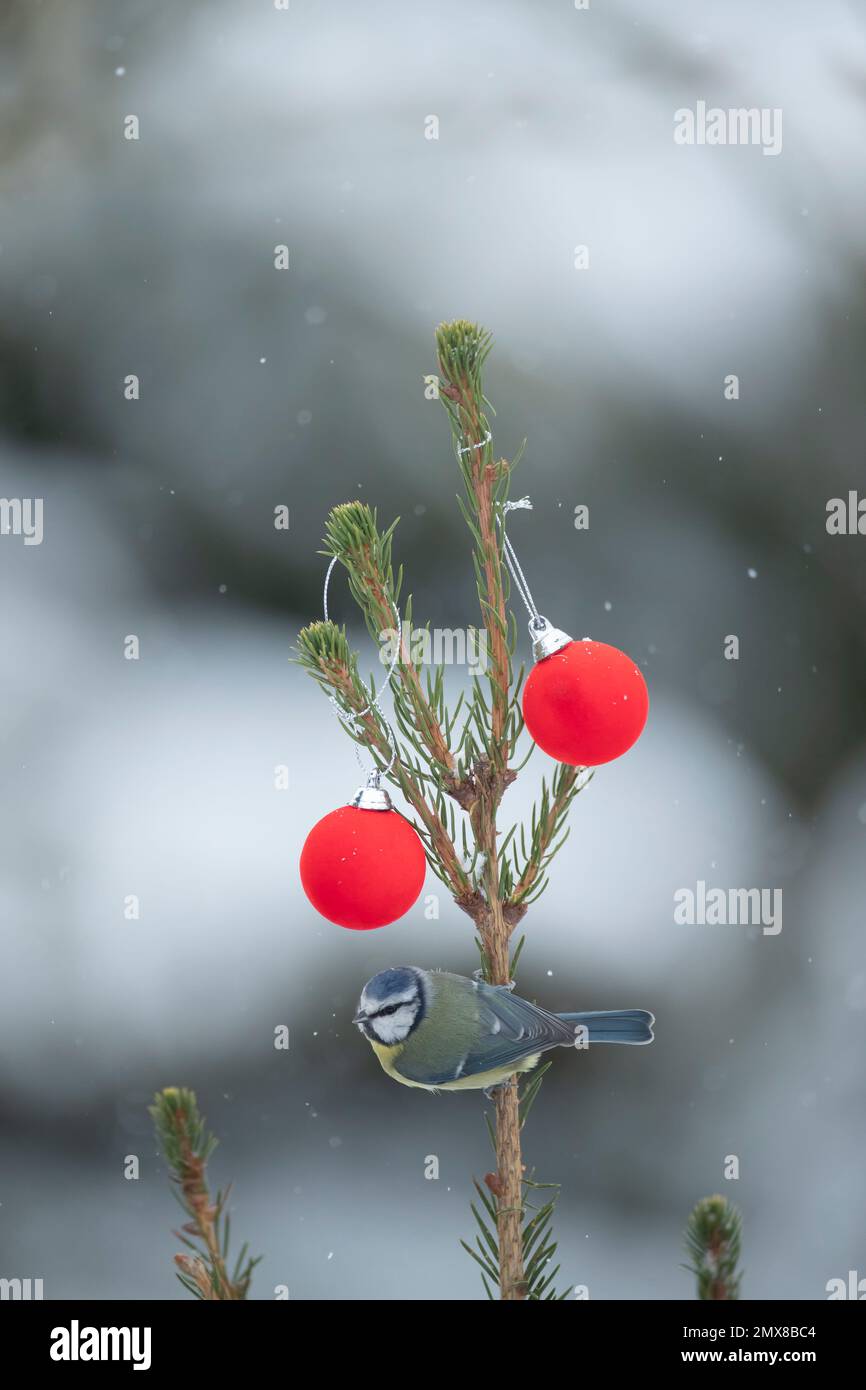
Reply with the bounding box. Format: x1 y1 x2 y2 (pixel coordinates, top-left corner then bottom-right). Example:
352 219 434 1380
354 967 427 1045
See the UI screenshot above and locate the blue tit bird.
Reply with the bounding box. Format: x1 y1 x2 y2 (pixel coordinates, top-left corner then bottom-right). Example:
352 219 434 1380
353 966 654 1093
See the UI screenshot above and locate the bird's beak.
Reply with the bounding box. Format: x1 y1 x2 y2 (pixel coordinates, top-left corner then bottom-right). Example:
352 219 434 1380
353 1013 367 1026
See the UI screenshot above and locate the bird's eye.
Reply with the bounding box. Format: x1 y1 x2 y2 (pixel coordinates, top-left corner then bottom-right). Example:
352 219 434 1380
378 1003 400 1016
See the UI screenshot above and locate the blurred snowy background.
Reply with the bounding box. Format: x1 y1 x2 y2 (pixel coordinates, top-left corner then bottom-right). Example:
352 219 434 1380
0 0 865 1299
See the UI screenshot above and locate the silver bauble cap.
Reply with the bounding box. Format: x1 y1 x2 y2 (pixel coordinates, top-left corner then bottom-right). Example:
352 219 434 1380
349 772 392 812
529 616 573 662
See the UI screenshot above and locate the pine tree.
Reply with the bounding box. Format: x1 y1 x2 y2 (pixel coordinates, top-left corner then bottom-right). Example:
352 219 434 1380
297 321 591 1299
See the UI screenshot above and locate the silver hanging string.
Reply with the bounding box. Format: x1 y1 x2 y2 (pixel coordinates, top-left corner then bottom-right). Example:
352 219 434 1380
499 496 575 660
455 422 540 627
500 497 545 632
322 555 400 777
457 423 572 660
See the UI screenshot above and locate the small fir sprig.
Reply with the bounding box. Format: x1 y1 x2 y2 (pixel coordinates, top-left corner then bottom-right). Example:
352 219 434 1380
462 1174 570 1301
150 1087 260 1300
684 1194 743 1300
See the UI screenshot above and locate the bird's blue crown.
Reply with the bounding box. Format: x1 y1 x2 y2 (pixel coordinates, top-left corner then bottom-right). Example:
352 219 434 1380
363 966 418 1003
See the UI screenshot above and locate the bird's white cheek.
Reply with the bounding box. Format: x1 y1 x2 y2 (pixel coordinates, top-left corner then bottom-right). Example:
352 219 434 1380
374 1019 403 1044
373 1007 416 1045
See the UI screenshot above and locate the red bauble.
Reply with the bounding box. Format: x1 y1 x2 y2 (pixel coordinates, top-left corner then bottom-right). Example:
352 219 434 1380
522 638 648 766
300 805 426 930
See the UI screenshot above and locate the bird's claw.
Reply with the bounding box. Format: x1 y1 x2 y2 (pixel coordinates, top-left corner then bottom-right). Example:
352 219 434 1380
473 969 516 992
482 1077 518 1101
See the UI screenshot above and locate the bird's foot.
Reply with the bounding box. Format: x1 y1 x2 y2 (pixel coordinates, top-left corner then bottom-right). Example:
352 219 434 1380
482 1077 519 1102
473 969 516 992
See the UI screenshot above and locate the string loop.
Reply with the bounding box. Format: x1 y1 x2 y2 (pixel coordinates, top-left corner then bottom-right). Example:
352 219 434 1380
500 497 545 631
458 429 492 456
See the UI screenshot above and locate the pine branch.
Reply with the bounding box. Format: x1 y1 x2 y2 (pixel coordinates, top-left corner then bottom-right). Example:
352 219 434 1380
295 619 475 907
150 1087 260 1300
684 1195 743 1300
436 322 512 764
322 501 473 805
508 764 594 913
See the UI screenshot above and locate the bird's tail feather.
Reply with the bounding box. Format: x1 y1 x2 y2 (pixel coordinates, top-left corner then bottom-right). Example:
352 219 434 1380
557 1009 654 1044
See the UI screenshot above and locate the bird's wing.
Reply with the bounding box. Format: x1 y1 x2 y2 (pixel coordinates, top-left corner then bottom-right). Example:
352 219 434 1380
460 981 577 1079
395 975 574 1086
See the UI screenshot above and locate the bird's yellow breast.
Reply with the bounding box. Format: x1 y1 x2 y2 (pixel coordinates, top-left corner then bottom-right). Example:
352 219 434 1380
370 1040 431 1089
369 1040 542 1092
